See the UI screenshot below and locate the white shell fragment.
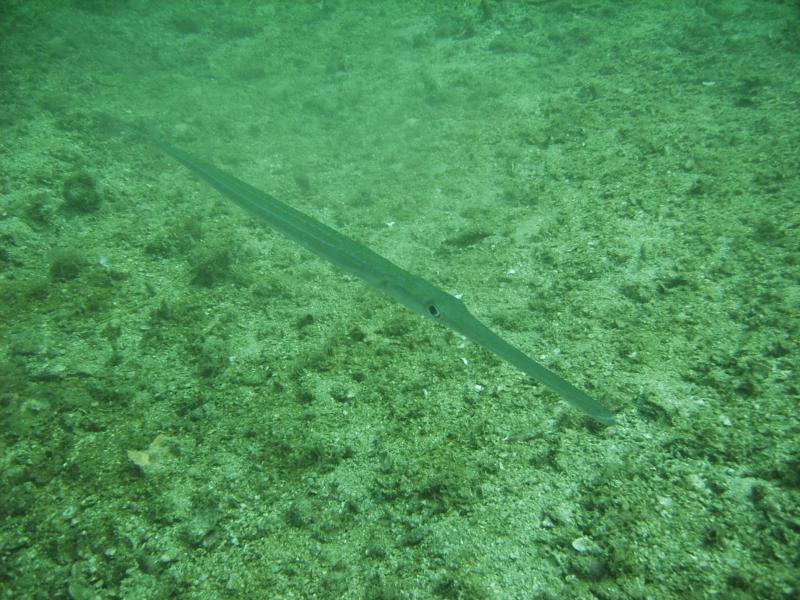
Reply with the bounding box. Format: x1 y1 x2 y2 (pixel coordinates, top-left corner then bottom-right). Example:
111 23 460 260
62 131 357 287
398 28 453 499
571 536 601 554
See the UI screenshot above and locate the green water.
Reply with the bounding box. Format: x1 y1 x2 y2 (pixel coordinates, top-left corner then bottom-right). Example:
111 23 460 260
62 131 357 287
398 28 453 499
1 1 797 598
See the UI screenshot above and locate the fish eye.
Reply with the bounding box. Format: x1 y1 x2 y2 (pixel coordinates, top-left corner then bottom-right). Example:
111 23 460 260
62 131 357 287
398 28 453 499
428 304 440 317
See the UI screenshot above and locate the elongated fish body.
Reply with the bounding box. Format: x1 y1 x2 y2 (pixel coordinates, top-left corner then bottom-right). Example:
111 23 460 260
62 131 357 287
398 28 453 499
145 134 615 425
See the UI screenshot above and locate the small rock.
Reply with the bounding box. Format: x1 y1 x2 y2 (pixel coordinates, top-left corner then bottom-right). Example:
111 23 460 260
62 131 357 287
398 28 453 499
572 535 601 554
